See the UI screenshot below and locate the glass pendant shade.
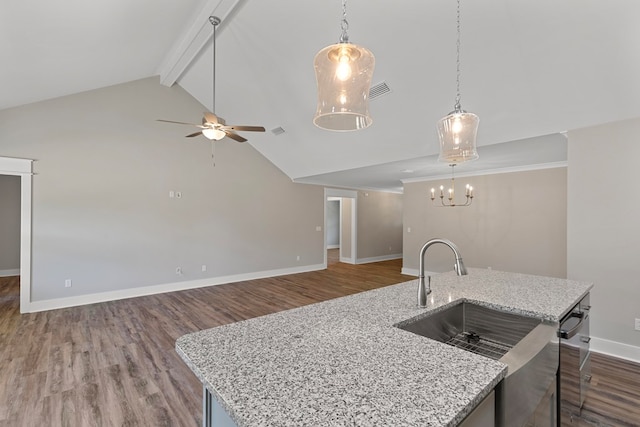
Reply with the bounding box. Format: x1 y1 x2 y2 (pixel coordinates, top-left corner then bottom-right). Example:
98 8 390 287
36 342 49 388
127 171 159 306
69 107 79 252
202 128 226 141
313 42 375 131
437 109 479 163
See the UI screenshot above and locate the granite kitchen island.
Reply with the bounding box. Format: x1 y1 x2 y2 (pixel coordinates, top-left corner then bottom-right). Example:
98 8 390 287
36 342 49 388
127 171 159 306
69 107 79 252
176 269 592 427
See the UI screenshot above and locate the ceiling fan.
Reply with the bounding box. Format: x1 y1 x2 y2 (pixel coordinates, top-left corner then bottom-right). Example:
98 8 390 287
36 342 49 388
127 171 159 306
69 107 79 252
158 16 265 143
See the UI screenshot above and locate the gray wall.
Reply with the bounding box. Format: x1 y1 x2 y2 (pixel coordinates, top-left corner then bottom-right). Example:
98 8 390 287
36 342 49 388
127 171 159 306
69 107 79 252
357 191 403 260
326 200 340 247
0 175 21 274
403 168 567 278
568 118 640 349
0 77 325 302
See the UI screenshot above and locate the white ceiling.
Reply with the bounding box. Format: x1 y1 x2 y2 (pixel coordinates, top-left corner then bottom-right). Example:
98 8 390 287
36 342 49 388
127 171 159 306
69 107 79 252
3 0 640 192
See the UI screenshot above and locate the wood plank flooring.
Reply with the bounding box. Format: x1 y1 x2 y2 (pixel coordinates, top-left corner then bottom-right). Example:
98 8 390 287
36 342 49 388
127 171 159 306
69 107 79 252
1 251 639 426
564 352 640 426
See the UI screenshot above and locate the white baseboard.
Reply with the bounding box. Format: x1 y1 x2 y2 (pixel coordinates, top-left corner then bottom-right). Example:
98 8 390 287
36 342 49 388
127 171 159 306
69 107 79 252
0 268 20 277
327 244 340 249
590 336 640 364
402 267 418 276
340 257 355 264
355 253 402 264
24 263 326 313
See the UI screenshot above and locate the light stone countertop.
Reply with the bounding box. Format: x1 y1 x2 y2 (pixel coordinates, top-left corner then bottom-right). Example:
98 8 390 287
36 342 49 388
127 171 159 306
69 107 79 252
176 268 593 427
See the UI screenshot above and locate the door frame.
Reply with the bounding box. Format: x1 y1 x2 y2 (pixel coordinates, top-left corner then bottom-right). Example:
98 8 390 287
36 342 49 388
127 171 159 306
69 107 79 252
323 188 357 266
0 156 33 313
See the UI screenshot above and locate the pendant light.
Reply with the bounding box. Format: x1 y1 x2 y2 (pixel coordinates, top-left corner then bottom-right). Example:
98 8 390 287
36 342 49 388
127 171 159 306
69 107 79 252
437 0 479 163
313 0 375 132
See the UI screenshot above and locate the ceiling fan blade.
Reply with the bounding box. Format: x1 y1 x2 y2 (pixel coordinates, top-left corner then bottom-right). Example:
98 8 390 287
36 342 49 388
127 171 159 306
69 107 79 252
203 112 223 124
157 119 204 127
224 131 247 143
185 131 203 138
222 125 266 132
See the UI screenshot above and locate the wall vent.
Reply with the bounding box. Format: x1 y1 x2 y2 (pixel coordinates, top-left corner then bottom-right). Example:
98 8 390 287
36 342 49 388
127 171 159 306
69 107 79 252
369 81 392 101
271 126 286 136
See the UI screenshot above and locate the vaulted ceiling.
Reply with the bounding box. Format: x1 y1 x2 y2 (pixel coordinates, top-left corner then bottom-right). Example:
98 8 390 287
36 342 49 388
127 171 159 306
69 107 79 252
3 0 640 192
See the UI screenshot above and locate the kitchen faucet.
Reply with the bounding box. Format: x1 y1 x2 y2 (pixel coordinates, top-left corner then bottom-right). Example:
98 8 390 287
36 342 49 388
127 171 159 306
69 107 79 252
418 238 467 307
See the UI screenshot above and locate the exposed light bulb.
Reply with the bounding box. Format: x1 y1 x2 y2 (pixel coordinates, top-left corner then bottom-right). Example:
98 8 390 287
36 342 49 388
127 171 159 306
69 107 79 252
335 52 353 81
452 116 463 134
339 92 348 105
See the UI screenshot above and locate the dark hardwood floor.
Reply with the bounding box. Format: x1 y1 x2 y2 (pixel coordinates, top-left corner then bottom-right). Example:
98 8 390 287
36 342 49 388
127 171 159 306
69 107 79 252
1 250 639 426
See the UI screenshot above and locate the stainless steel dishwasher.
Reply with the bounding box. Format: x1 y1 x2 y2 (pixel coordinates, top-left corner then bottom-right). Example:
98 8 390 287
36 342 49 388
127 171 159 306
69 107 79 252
558 293 591 423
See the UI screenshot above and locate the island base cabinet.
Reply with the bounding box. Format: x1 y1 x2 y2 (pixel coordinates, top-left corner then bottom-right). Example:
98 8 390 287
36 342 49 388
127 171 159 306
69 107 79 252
459 390 495 427
203 386 238 427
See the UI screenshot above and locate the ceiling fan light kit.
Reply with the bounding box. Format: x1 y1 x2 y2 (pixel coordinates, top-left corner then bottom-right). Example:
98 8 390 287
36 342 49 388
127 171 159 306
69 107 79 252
313 0 375 132
202 128 226 140
437 0 479 164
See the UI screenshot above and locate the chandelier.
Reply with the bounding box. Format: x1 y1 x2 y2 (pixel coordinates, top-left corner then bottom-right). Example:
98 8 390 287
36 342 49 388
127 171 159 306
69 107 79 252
430 164 474 207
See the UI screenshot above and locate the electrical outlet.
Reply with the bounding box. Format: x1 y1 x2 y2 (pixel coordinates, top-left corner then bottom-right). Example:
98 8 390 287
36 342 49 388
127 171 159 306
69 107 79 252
201 265 207 272
64 279 72 288
296 255 301 261
635 318 640 331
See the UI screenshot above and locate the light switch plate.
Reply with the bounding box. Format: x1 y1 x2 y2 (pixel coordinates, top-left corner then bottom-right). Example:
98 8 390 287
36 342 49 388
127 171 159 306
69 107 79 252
635 318 640 331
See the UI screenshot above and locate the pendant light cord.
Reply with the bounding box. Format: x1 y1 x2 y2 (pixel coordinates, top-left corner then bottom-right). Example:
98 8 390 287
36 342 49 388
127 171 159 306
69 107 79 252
340 0 349 43
454 0 462 111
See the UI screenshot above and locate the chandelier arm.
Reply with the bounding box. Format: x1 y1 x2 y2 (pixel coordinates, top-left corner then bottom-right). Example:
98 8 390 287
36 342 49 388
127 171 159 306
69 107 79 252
431 164 474 207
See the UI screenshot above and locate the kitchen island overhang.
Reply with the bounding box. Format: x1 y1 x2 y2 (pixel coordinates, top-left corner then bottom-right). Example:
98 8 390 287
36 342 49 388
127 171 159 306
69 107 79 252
176 269 593 427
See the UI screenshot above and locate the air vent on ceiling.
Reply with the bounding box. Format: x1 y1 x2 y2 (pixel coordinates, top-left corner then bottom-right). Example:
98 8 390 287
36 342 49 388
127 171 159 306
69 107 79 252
369 81 392 101
271 126 286 136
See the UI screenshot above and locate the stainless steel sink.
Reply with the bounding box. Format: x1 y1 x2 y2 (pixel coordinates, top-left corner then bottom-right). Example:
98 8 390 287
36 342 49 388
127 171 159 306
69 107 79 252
397 301 559 426
397 301 542 360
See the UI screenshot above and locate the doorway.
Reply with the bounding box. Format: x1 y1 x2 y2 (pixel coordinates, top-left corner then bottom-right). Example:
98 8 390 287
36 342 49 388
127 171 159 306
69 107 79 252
324 188 357 267
0 156 33 313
